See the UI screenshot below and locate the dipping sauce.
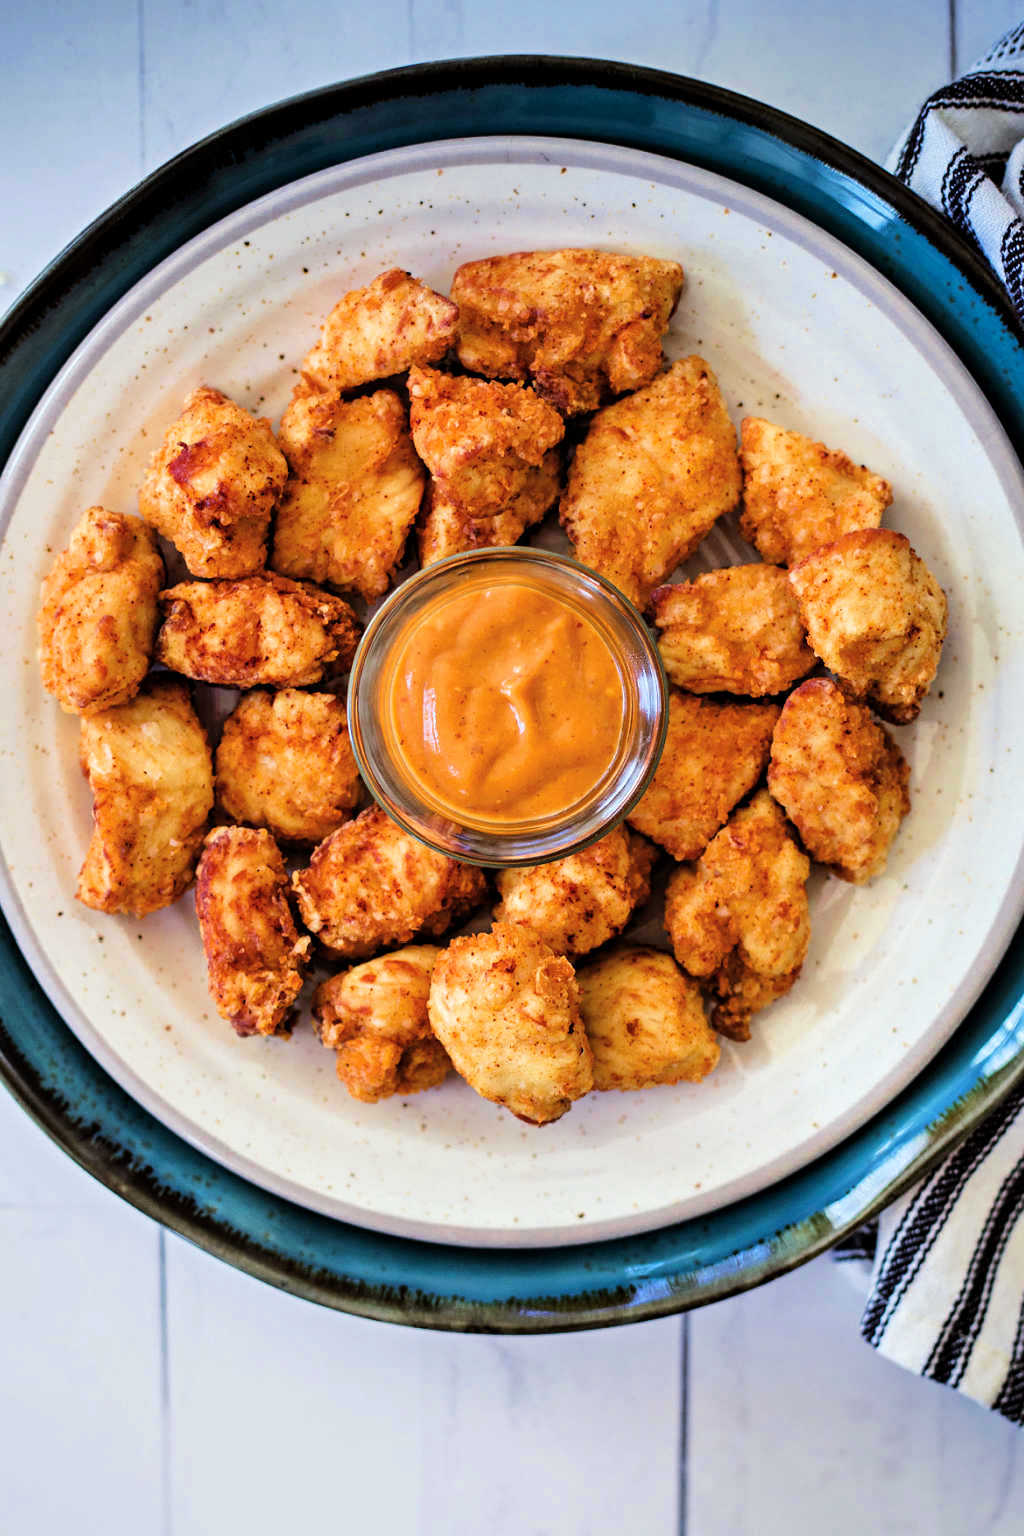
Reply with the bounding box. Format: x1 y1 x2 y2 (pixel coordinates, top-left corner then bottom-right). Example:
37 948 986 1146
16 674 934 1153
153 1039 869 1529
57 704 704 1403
380 581 627 823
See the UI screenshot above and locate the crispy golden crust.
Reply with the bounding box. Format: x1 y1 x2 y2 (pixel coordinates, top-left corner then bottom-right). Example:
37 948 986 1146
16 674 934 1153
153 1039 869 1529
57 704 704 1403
577 946 719 1090
493 827 655 958
300 269 459 393
76 678 213 917
138 386 287 577
664 790 810 1040
215 689 361 844
427 923 592 1125
313 945 449 1102
767 678 910 884
739 417 892 566
38 507 164 715
627 690 779 861
417 454 561 566
291 805 487 959
651 563 814 696
451 248 684 414
560 357 741 610
156 574 359 687
788 529 947 723
195 826 311 1038
408 365 564 514
271 387 424 600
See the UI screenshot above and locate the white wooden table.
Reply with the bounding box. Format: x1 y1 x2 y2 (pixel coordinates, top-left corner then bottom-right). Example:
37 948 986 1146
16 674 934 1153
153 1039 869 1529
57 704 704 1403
3 4 1024 1531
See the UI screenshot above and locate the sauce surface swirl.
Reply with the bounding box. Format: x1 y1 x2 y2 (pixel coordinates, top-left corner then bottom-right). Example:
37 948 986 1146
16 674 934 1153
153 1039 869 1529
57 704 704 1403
381 580 627 823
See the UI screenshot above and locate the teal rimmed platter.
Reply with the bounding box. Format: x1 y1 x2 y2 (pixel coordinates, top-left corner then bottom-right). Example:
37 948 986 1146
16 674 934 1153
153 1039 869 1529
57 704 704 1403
1 58 1023 1327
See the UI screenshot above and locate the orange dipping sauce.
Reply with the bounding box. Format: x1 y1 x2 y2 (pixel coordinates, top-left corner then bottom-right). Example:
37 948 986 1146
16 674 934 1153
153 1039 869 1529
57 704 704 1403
380 580 627 824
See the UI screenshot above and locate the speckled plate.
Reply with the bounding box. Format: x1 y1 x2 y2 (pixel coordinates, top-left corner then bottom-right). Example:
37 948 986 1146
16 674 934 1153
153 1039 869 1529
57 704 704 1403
2 60 1024 1323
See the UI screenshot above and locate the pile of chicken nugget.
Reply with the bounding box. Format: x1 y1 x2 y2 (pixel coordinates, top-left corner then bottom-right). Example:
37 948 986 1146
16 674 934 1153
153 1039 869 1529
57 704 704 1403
37 249 947 1127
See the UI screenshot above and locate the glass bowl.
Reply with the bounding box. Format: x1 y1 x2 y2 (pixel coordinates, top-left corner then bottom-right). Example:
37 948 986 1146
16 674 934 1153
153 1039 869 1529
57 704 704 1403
347 547 668 866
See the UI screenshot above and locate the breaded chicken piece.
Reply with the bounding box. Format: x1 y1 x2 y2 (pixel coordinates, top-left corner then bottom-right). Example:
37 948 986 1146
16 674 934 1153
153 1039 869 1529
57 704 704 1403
195 826 311 1038
409 367 564 566
651 563 814 696
788 529 947 723
291 805 487 959
560 357 741 610
408 366 564 514
38 506 164 715
215 689 361 844
271 387 424 600
627 690 779 861
417 455 562 566
300 269 458 394
739 417 892 566
76 678 213 917
768 678 910 883
139 386 287 577
664 790 811 1040
156 574 359 687
451 249 684 414
493 826 655 958
577 947 719 1090
313 945 449 1102
428 923 592 1125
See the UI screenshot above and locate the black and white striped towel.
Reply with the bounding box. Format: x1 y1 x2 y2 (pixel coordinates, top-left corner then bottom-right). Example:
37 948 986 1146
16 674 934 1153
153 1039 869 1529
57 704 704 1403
835 23 1024 1424
846 1085 1024 1422
888 20 1024 322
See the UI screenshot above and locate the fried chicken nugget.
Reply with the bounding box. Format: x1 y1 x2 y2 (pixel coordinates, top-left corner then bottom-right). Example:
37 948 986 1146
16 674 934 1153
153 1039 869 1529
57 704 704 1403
417 458 562 567
291 805 487 959
560 357 741 610
408 366 564 513
138 386 288 577
651 563 814 696
664 790 811 1040
493 826 655 957
77 677 213 917
451 249 684 414
313 945 450 1102
300 269 458 394
38 506 164 715
787 529 947 723
739 417 892 566
271 387 424 599
156 574 359 687
768 678 910 884
195 826 311 1038
577 947 719 1090
215 689 361 844
627 690 779 861
409 365 564 565
428 923 592 1125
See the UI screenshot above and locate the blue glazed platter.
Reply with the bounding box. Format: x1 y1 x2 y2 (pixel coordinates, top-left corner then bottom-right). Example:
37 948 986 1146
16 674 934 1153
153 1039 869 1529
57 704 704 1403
1 59 1024 1326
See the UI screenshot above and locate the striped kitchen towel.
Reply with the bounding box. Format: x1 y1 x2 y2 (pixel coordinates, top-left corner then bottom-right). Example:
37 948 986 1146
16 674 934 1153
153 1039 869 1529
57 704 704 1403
853 1083 1024 1422
835 22 1024 1424
887 20 1024 323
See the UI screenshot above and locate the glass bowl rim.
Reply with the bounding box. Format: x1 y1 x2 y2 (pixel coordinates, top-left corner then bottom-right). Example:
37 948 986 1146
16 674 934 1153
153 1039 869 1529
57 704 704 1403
346 545 669 867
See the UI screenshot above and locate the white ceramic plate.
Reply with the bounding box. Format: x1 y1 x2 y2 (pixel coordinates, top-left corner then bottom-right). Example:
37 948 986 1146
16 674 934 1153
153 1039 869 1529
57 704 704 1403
2 135 1024 1247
